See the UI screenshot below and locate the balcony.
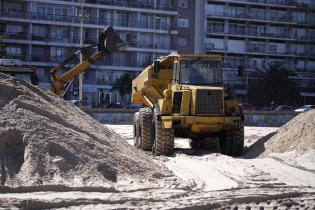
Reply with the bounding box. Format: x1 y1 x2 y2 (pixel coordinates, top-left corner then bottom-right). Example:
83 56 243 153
1 32 29 40
2 53 61 63
0 10 176 31
247 45 266 53
205 43 227 51
207 10 315 25
127 41 170 50
60 0 176 11
2 32 96 44
206 26 225 34
112 60 151 67
223 0 315 8
246 45 313 56
2 32 171 50
207 27 315 42
2 53 151 69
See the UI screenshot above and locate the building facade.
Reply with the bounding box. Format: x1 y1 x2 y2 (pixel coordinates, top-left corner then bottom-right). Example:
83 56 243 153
1 0 315 105
0 0 178 106
203 0 315 103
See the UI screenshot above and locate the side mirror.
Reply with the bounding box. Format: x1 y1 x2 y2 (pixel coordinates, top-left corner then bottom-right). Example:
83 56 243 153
154 61 160 73
237 65 244 77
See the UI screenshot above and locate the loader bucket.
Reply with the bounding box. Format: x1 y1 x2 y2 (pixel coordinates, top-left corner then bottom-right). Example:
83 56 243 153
98 26 128 53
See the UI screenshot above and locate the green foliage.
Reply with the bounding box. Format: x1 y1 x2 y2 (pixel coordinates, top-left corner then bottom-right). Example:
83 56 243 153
111 73 132 102
248 65 302 107
0 33 5 56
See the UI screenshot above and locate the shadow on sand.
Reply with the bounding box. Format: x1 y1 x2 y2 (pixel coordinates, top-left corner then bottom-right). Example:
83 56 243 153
171 131 277 159
242 132 277 159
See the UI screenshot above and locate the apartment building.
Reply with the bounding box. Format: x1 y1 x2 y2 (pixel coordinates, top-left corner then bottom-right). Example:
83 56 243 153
0 0 178 106
175 0 211 55
203 0 315 103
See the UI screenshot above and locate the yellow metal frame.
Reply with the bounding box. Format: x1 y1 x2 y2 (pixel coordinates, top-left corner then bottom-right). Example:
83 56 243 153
161 115 241 131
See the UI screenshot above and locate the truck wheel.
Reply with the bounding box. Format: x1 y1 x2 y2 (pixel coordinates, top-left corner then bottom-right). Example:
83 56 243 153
139 108 154 151
220 122 244 156
233 121 245 156
153 108 174 156
133 112 140 148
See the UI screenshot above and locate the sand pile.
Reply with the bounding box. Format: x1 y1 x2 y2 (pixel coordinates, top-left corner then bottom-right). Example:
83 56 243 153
0 74 171 187
259 110 315 157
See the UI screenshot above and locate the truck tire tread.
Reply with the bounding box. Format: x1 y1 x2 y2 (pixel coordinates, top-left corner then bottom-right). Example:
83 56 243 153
139 108 153 151
222 122 244 156
153 108 174 156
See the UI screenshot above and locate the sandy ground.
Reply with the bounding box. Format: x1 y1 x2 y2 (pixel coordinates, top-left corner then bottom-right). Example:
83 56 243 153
1 125 315 209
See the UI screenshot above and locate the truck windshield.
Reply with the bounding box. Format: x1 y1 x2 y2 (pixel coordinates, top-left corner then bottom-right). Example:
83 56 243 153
179 60 222 85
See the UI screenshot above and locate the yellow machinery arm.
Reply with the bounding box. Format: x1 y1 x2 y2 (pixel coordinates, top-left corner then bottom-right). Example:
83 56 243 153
50 26 128 97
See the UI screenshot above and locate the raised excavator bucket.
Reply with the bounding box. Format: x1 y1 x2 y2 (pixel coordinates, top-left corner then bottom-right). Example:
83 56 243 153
98 26 128 53
51 26 128 97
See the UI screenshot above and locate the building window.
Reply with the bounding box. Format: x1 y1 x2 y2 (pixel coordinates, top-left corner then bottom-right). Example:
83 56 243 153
139 52 152 66
177 37 188 47
7 25 23 33
178 0 189 8
50 47 65 60
156 16 168 30
32 25 46 36
37 4 73 17
207 21 224 33
207 4 225 16
6 46 22 55
269 45 277 53
178 18 189 28
156 35 169 49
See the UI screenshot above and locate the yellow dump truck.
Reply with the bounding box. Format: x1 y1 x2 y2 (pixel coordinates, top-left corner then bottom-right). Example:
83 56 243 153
132 54 244 156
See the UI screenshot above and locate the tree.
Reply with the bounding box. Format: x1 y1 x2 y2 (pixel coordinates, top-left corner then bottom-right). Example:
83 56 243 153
111 73 133 104
248 64 302 107
0 33 6 57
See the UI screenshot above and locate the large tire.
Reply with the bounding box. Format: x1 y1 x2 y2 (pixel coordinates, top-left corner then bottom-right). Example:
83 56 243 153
139 108 154 151
220 122 244 156
133 112 140 148
153 108 174 156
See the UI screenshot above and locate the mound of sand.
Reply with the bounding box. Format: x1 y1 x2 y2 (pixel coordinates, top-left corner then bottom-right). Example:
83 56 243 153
259 110 315 157
0 74 171 187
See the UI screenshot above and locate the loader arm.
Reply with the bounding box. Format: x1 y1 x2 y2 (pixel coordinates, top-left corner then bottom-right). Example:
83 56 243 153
57 51 107 82
50 26 128 97
51 50 108 96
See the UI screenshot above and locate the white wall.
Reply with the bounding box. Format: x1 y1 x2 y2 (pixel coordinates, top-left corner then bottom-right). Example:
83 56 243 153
207 38 224 49
228 40 245 53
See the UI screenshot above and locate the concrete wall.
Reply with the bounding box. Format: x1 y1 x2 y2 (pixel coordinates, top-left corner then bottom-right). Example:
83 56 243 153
243 111 297 127
91 112 134 124
83 108 298 127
